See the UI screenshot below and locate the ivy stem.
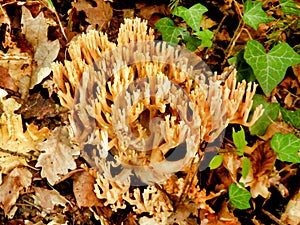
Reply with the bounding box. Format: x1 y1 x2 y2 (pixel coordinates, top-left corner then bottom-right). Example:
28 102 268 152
204 14 227 56
222 20 244 66
222 0 246 66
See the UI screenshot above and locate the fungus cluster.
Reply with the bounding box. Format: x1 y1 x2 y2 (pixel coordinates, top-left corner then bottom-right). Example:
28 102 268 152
52 18 263 223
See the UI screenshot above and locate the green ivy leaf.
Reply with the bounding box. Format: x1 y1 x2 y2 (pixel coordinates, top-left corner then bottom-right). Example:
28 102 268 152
244 40 300 96
250 95 280 136
155 18 187 45
243 0 274 30
242 157 251 179
229 183 251 210
280 0 300 16
172 3 208 32
209 155 223 170
280 108 300 130
271 133 300 163
183 34 202 51
234 50 256 82
194 30 214 47
232 126 247 156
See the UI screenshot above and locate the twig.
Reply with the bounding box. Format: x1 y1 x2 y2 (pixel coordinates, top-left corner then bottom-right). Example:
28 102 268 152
204 14 228 56
261 209 286 225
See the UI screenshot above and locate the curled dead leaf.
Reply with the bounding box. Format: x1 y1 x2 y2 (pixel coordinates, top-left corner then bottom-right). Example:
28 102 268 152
21 6 60 89
0 167 32 215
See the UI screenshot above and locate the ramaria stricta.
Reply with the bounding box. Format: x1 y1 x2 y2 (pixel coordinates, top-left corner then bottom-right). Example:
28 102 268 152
52 18 263 224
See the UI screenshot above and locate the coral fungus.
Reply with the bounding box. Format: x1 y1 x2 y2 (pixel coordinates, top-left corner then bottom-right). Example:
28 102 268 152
52 17 263 223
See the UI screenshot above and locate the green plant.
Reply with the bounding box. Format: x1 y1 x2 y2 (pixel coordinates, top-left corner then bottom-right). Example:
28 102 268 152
229 183 252 210
155 3 214 51
208 126 252 209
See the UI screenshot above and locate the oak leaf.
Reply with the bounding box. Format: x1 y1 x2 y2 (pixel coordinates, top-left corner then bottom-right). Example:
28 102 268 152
0 167 32 215
72 0 113 30
36 126 78 185
21 6 60 89
34 187 69 211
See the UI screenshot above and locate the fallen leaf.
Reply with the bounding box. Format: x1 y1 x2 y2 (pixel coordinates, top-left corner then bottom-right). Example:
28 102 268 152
36 126 78 185
201 15 217 30
293 64 300 83
0 4 12 50
136 3 169 20
0 167 32 215
0 66 18 92
21 6 60 89
34 187 69 211
72 0 113 30
0 97 50 176
281 189 300 225
240 140 277 198
16 93 60 120
73 170 102 208
0 46 32 98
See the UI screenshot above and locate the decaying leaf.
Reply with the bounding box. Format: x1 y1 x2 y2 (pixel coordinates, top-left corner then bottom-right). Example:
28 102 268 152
281 188 300 225
240 140 277 198
136 3 169 20
34 187 69 212
36 126 78 185
16 93 60 120
73 170 102 208
0 95 50 177
0 167 32 215
0 66 18 92
72 0 113 30
21 6 60 89
0 46 32 98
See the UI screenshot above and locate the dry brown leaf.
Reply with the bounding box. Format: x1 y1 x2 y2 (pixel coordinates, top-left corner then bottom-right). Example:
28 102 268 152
72 0 113 30
0 4 12 49
16 93 60 120
222 153 242 181
23 221 46 225
240 140 277 198
21 6 60 89
0 46 32 98
0 167 32 215
73 170 102 208
0 96 50 178
281 188 300 225
258 121 293 141
34 187 69 211
293 64 300 84
136 3 169 20
201 15 217 30
0 66 18 92
36 126 78 185
250 140 277 178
